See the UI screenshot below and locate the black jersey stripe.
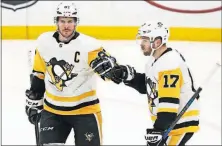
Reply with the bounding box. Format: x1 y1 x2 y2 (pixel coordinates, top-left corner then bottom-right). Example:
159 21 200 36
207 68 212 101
159 97 179 104
44 98 99 111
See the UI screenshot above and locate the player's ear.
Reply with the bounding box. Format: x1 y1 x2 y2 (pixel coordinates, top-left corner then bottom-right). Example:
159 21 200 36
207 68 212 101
155 37 163 48
158 37 163 45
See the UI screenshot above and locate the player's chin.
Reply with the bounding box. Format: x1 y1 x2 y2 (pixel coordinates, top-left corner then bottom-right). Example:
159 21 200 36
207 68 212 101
61 31 73 38
143 51 151 56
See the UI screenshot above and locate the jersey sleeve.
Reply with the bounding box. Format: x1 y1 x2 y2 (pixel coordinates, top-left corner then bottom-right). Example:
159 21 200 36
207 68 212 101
32 48 46 79
154 66 184 130
85 36 117 81
81 35 104 66
28 48 46 95
29 32 49 94
87 47 104 66
124 72 147 94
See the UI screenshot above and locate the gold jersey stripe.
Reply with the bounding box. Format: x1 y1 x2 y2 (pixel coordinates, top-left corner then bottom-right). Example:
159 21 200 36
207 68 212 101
182 110 199 118
45 90 96 102
33 49 46 74
167 134 184 145
169 126 199 136
157 108 178 113
88 47 103 66
159 96 179 99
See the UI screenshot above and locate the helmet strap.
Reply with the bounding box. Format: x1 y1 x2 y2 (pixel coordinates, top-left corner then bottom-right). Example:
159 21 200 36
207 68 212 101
150 40 164 57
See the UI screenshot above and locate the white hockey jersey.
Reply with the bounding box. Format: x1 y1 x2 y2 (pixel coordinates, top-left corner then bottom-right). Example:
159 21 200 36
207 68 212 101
32 31 104 115
145 48 199 135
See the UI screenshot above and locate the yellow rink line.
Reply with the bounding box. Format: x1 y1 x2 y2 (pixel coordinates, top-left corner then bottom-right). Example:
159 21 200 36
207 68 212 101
1 26 221 42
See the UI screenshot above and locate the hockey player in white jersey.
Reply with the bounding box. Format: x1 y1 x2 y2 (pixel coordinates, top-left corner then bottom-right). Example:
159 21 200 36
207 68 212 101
107 22 200 145
25 2 117 145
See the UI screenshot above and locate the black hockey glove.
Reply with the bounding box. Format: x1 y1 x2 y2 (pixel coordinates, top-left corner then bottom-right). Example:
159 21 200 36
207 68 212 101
25 89 43 125
90 50 117 80
110 65 135 84
145 129 167 146
25 74 45 125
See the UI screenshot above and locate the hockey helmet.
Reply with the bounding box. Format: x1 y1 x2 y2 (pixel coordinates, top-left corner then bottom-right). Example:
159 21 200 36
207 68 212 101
54 2 79 24
136 21 170 50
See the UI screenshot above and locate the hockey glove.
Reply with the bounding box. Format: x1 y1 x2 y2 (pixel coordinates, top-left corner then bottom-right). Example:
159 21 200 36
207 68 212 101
110 65 135 84
90 50 117 80
25 89 43 125
145 129 167 146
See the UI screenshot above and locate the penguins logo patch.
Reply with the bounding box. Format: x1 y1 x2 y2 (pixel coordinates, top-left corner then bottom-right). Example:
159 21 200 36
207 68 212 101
146 77 158 115
46 57 78 91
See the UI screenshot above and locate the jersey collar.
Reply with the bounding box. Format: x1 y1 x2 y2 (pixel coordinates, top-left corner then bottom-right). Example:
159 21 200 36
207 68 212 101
53 31 80 44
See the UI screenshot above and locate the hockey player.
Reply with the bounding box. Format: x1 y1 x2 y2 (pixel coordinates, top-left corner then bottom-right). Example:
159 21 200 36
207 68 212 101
105 22 200 145
25 2 117 145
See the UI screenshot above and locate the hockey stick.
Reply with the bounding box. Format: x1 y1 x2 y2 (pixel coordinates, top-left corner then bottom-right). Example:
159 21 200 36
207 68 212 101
162 62 221 140
35 117 40 146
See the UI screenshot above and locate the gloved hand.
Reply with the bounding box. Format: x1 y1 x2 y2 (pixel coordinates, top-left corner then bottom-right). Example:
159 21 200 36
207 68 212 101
25 89 43 125
110 65 135 84
145 128 166 146
90 50 117 80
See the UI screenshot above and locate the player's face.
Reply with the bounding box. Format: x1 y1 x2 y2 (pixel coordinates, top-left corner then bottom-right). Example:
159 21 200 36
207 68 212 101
139 37 152 56
139 36 162 56
57 17 76 38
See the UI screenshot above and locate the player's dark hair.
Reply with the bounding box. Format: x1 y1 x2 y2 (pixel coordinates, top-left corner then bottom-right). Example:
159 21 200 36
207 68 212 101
56 17 78 23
